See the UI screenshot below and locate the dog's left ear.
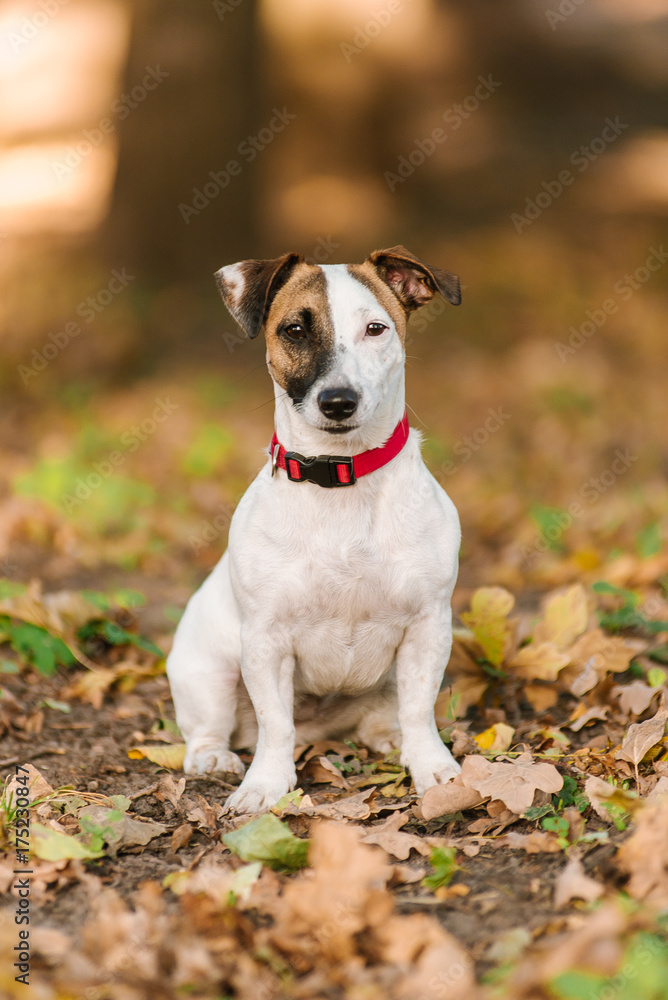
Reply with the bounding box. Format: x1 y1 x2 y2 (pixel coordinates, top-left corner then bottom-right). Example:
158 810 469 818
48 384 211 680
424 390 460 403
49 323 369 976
215 253 304 339
368 245 461 311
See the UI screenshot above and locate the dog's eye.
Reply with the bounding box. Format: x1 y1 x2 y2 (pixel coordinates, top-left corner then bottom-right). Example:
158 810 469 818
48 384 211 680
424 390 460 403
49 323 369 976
366 322 387 337
283 323 307 341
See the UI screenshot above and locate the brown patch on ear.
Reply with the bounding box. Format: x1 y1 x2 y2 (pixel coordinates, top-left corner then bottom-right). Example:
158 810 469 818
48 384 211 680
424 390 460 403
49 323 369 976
215 253 303 339
368 245 461 311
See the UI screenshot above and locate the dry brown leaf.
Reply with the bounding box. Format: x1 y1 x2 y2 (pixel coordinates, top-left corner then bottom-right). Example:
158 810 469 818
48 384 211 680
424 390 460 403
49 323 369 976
554 857 605 909
300 755 351 789
500 830 562 854
584 775 642 821
312 788 375 820
170 823 193 852
533 584 588 650
419 755 490 820
613 681 658 717
568 704 609 732
509 642 570 681
523 684 559 711
358 811 432 860
468 751 563 815
617 794 668 906
616 705 668 766
568 628 639 676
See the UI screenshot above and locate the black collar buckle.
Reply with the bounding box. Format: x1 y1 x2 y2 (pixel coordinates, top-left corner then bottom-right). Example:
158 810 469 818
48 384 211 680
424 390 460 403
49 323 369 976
284 452 356 488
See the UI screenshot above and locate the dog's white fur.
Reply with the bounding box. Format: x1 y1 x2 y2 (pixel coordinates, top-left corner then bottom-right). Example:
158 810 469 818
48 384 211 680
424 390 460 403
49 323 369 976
167 263 461 813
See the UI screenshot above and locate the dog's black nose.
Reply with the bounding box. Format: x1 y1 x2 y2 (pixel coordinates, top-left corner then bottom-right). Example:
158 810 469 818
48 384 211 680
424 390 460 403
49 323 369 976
317 387 359 420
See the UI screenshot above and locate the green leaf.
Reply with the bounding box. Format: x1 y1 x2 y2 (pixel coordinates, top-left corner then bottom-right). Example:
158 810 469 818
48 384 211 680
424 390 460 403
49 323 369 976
592 581 640 605
549 969 608 999
530 504 570 552
42 698 71 713
421 846 460 891
648 667 667 688
0 659 18 674
0 580 26 599
6 620 76 676
637 523 662 559
222 813 309 872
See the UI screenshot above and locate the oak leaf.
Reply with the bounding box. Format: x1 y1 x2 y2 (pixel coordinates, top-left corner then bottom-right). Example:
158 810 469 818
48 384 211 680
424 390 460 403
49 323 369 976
468 751 563 815
460 586 515 666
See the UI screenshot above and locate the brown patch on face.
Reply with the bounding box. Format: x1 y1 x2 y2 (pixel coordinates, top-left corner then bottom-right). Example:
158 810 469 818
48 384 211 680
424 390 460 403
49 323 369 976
264 263 337 403
346 262 409 342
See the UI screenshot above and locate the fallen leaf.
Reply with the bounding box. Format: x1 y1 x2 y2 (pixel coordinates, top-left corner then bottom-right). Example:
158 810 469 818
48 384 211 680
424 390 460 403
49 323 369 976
617 793 668 906
128 744 186 769
523 684 559 711
533 584 588 650
420 756 490 820
500 830 562 854
460 586 515 666
554 857 604 908
613 681 658 717
468 752 563 815
222 813 309 872
358 811 433 860
313 788 375 820
584 775 642 821
568 704 609 732
78 804 167 853
170 823 193 851
475 722 515 752
30 823 104 861
616 706 668 766
509 643 570 681
569 628 640 676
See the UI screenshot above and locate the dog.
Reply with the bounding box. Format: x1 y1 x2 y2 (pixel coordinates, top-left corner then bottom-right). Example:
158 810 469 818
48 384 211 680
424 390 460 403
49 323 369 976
166 246 462 813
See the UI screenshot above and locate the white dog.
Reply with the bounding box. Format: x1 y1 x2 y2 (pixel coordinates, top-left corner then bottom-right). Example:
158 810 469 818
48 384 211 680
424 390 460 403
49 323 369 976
167 246 462 813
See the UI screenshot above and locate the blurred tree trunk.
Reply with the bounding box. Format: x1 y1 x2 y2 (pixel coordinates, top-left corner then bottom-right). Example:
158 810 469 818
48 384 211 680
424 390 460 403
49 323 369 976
102 0 260 284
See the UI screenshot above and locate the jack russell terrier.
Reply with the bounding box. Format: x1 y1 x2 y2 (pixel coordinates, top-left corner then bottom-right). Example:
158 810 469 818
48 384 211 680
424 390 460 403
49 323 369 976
167 246 462 813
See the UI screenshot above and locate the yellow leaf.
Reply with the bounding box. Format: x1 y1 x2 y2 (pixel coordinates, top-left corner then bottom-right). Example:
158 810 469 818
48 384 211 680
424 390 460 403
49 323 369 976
509 642 570 681
533 584 588 650
128 744 186 769
30 823 103 861
460 587 515 666
475 723 515 753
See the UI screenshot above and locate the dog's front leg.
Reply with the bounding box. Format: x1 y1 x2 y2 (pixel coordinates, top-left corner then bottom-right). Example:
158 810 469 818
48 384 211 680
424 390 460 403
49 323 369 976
396 606 461 796
223 627 297 814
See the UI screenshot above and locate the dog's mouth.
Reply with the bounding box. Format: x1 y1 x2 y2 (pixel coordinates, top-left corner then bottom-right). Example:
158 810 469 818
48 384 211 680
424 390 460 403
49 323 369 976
323 424 359 435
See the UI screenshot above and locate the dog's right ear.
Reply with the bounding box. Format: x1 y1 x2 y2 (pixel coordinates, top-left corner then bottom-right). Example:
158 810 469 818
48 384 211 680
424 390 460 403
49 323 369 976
215 253 303 339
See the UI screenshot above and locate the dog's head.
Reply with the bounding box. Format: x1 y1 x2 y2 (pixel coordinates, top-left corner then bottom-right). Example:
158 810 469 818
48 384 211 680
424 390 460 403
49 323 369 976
215 246 460 434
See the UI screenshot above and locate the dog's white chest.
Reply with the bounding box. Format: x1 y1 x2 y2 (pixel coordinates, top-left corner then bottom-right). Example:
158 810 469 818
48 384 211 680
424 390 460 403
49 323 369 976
228 445 459 696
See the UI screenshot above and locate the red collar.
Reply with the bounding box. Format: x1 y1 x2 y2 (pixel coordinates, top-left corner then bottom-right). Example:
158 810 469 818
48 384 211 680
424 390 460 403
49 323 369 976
269 412 409 488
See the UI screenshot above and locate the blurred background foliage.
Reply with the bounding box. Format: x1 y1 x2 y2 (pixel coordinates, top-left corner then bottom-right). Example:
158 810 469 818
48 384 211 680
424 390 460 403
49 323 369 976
0 0 667 603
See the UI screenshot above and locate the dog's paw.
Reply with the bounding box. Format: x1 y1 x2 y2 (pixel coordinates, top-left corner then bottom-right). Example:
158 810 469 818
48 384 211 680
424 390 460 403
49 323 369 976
184 744 245 780
406 749 461 798
222 771 296 815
